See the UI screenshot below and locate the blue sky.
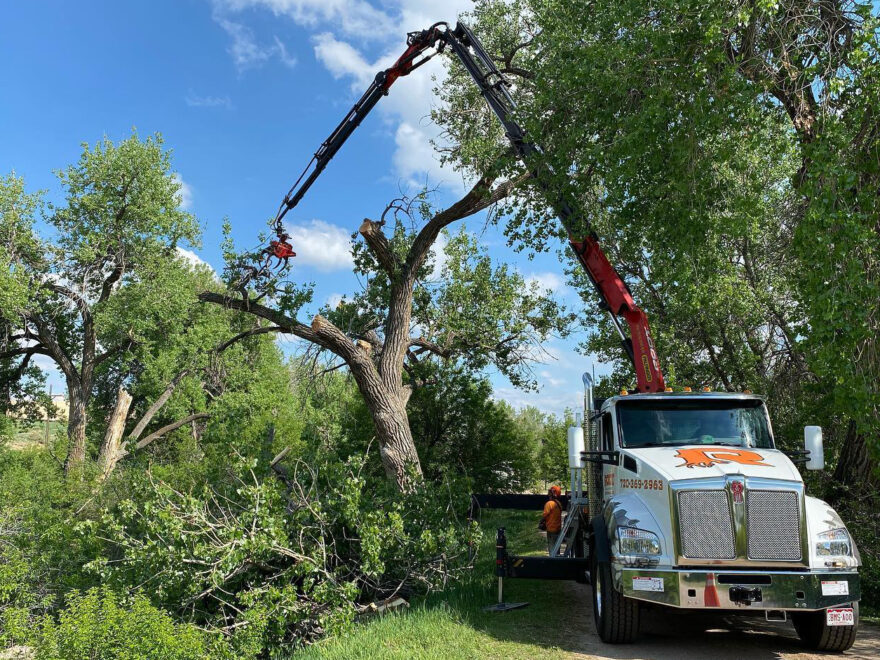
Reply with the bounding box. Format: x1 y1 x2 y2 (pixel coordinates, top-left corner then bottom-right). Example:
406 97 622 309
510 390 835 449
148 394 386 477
1 0 607 415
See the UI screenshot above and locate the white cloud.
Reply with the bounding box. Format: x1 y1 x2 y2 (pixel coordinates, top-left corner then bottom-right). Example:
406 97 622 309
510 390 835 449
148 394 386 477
217 18 270 70
326 292 344 308
313 32 375 84
216 16 297 71
172 174 194 210
539 369 565 387
185 90 233 109
522 343 563 364
215 0 395 38
393 121 453 190
526 271 565 294
492 385 582 417
285 219 354 271
175 247 218 277
428 231 448 280
273 35 298 69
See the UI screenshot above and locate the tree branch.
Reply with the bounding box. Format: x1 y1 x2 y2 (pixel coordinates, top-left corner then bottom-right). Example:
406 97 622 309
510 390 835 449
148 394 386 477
200 291 316 340
135 413 211 451
359 219 398 276
0 345 52 361
98 260 125 304
217 325 284 353
378 169 529 385
408 337 451 359
128 369 190 441
405 170 529 278
23 312 77 380
44 282 91 319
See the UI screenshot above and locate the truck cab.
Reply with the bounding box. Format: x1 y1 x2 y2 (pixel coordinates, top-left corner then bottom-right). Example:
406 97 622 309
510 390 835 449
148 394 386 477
588 391 861 651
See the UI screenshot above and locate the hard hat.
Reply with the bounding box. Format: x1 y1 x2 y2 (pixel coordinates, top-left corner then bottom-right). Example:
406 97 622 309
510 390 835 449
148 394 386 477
549 485 562 497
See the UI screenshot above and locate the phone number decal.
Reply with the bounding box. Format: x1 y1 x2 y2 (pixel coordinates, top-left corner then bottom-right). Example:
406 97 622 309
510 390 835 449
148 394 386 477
619 478 664 491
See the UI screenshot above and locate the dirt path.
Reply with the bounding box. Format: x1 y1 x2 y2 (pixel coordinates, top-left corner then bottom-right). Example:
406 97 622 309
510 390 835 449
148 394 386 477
554 582 880 660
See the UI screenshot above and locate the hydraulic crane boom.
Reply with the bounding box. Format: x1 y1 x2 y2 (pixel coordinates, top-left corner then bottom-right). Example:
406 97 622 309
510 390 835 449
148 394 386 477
271 21 665 393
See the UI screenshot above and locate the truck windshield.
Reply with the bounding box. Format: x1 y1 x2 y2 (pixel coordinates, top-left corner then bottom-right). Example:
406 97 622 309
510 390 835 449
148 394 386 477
616 399 773 449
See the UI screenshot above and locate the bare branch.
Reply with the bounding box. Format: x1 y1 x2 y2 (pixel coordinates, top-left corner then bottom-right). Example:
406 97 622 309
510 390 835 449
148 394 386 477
128 370 190 441
135 413 211 451
98 261 125 304
217 325 284 353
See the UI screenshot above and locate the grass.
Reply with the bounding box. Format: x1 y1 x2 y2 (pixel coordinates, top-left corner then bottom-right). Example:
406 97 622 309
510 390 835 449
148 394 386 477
8 420 63 450
293 509 587 660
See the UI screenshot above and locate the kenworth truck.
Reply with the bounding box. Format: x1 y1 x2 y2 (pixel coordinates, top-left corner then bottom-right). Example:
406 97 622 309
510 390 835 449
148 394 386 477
580 390 861 651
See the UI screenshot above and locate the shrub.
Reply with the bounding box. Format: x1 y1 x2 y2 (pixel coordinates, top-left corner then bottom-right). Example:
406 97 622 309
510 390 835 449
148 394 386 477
84 452 479 657
35 587 209 660
0 447 100 646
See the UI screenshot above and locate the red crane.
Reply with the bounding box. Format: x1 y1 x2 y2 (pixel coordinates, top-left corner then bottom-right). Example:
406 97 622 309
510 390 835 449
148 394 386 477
266 21 665 393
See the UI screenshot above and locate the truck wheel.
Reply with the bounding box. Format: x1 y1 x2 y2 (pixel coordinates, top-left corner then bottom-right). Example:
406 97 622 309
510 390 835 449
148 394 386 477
791 602 859 652
591 554 640 643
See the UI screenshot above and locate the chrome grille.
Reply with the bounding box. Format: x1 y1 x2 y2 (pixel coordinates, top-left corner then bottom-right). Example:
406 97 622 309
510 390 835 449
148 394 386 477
678 490 735 559
747 490 801 560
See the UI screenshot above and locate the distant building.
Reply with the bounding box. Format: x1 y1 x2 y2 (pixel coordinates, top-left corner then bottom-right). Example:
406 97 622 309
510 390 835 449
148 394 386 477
5 394 68 421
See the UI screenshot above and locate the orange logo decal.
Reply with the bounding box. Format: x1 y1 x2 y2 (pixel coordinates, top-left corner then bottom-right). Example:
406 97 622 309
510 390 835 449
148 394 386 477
675 447 771 469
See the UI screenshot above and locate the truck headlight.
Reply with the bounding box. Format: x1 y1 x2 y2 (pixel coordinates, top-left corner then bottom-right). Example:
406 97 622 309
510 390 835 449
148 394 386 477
815 528 852 557
617 527 661 555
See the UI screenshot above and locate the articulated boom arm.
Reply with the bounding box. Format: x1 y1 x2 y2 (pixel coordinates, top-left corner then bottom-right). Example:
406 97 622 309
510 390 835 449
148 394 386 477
274 22 665 393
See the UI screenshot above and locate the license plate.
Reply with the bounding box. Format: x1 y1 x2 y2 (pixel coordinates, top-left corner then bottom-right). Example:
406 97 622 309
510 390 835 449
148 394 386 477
826 608 854 626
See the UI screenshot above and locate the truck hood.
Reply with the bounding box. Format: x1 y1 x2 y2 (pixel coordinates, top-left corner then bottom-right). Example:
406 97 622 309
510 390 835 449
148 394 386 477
625 446 802 482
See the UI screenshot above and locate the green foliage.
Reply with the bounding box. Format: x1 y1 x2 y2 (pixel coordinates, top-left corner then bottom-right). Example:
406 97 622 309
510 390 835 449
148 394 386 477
35 587 209 660
52 133 199 268
0 173 44 315
84 451 479 657
407 365 539 491
0 447 101 646
294 511 558 660
0 132 207 471
531 409 570 487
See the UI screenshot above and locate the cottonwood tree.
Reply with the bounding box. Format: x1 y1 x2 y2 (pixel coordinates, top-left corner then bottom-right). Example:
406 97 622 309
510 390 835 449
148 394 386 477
89 257 296 480
437 0 880 485
203 182 572 491
0 135 199 475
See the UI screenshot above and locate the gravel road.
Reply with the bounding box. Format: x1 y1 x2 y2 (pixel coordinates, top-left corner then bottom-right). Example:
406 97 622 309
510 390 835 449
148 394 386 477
554 581 879 660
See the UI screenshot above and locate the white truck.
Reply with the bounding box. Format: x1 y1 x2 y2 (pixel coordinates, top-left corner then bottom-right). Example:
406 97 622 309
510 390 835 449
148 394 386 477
584 390 860 651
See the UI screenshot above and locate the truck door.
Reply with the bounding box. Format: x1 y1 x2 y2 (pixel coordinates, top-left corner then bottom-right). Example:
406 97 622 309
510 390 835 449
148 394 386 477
601 412 616 501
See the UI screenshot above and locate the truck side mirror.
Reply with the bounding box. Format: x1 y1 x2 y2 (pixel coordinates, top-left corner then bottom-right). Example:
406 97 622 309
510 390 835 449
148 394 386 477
804 426 824 471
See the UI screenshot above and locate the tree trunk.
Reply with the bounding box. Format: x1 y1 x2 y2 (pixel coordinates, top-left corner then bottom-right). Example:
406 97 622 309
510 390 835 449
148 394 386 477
97 387 133 479
352 370 422 490
63 379 88 477
833 419 874 490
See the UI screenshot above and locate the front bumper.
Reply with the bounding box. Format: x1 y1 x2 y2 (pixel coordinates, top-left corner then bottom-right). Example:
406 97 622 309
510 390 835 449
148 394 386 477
618 568 859 611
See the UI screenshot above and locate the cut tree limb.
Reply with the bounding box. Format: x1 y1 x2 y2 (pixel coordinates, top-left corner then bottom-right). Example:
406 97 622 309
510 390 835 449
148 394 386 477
359 219 398 275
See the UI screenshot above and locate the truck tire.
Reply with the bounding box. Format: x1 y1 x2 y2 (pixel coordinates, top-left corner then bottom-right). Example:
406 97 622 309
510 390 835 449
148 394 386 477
590 553 640 643
791 602 859 652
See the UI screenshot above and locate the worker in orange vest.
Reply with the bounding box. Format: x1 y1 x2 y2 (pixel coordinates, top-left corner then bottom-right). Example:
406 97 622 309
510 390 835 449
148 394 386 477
541 485 563 555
